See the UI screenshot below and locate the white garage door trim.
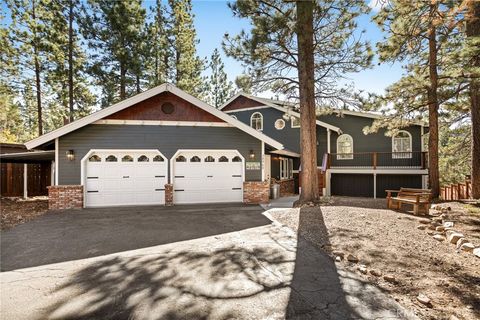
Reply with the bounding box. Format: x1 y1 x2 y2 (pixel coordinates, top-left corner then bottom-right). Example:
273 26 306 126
170 149 245 204
81 149 168 208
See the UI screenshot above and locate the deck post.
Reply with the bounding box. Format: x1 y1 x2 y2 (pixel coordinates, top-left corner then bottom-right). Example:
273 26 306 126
23 163 28 199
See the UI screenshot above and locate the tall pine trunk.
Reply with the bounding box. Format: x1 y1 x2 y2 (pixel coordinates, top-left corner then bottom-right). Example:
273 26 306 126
466 0 480 198
296 0 319 203
32 0 42 136
68 0 74 123
427 2 440 198
120 63 126 100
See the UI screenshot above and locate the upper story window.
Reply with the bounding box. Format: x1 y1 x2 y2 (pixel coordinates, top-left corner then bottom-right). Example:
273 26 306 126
275 119 285 130
337 134 353 160
392 131 412 158
291 116 300 128
250 112 263 131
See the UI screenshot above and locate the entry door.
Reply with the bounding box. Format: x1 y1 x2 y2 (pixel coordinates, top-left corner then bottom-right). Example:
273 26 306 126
172 150 244 204
84 150 167 207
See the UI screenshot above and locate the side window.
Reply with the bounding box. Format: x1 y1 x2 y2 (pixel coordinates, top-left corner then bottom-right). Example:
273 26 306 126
88 155 101 162
392 131 412 159
250 112 263 131
176 155 187 162
204 156 215 162
138 155 149 162
337 134 353 160
190 156 201 162
122 155 133 162
291 116 300 128
153 155 164 162
106 155 118 162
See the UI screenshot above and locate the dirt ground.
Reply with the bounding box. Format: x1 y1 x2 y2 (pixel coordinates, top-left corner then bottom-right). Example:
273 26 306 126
1 197 49 230
270 197 480 320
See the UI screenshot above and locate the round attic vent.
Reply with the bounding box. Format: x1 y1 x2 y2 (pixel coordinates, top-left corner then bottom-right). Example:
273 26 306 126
161 102 175 114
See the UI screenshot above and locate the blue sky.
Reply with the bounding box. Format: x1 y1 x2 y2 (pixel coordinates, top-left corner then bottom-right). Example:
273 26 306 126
186 0 404 95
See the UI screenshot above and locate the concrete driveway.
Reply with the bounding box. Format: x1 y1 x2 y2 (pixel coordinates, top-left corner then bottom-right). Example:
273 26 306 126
1 204 416 319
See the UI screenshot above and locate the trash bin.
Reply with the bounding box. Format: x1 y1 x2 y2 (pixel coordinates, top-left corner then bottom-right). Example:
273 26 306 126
270 184 280 199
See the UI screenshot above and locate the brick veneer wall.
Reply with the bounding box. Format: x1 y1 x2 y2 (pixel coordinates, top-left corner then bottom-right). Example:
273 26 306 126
243 181 270 204
279 179 295 197
165 184 173 206
48 185 83 210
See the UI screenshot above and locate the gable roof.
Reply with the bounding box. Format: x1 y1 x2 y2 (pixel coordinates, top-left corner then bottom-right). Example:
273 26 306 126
221 93 342 134
25 84 284 150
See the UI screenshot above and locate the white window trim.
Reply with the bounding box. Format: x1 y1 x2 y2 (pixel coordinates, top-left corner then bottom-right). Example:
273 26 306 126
279 157 293 180
392 130 412 159
291 116 300 128
336 134 354 160
275 119 285 130
250 112 263 131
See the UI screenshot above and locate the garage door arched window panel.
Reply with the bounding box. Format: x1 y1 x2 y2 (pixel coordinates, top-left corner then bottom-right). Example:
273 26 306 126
204 156 215 162
176 155 187 162
250 112 263 131
392 131 412 159
153 155 164 162
122 155 133 162
219 156 229 162
106 155 118 162
232 156 242 162
89 155 101 162
337 134 353 160
138 155 149 162
190 156 201 162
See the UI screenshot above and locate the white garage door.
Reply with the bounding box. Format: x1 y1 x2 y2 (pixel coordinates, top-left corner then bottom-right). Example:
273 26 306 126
172 150 244 204
84 150 167 207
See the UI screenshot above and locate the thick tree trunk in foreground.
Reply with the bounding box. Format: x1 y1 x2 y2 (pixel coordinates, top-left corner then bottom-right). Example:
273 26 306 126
427 2 440 198
466 0 480 198
296 0 319 203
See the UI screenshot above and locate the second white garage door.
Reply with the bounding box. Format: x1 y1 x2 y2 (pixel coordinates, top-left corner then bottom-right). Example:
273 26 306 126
172 150 244 204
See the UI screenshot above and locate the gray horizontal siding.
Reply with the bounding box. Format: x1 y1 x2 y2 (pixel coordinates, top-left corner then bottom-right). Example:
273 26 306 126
58 124 262 184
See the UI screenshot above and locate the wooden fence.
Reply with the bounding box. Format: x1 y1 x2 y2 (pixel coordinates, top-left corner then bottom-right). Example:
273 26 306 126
1 163 51 197
440 180 472 201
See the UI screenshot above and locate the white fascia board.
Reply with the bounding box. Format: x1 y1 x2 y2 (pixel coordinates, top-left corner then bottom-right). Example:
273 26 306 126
25 83 284 151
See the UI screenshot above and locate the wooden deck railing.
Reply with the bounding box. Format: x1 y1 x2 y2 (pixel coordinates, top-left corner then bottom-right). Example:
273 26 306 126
325 151 428 169
441 180 472 201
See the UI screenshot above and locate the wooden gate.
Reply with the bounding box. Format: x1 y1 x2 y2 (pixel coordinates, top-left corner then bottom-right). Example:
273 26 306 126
1 163 51 197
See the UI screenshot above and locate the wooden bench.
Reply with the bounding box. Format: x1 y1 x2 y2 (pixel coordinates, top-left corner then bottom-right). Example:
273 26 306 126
386 188 432 215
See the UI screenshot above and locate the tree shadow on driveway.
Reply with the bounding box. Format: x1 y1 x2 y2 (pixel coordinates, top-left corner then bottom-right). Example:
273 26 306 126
0 204 270 271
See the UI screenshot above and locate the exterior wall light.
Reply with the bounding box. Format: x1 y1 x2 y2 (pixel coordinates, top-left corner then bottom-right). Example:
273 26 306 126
249 150 255 159
66 150 75 161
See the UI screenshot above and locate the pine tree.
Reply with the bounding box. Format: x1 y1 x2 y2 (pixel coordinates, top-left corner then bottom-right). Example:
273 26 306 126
145 0 173 87
235 75 253 94
169 0 205 97
81 0 146 106
206 49 233 108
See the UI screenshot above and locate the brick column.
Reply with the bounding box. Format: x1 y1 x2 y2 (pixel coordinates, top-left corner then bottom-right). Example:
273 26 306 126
48 185 83 210
165 184 173 206
243 181 270 204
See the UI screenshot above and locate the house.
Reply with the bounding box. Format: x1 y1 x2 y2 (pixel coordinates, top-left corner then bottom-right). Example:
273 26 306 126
220 92 429 198
22 84 284 209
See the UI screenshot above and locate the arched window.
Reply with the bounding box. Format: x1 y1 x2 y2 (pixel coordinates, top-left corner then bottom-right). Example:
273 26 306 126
88 155 101 162
219 156 229 162
250 112 263 130
153 155 164 162
122 155 133 162
232 156 242 162
337 134 353 160
106 155 118 162
190 156 201 162
204 156 215 162
392 131 412 158
138 155 149 162
176 155 187 162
